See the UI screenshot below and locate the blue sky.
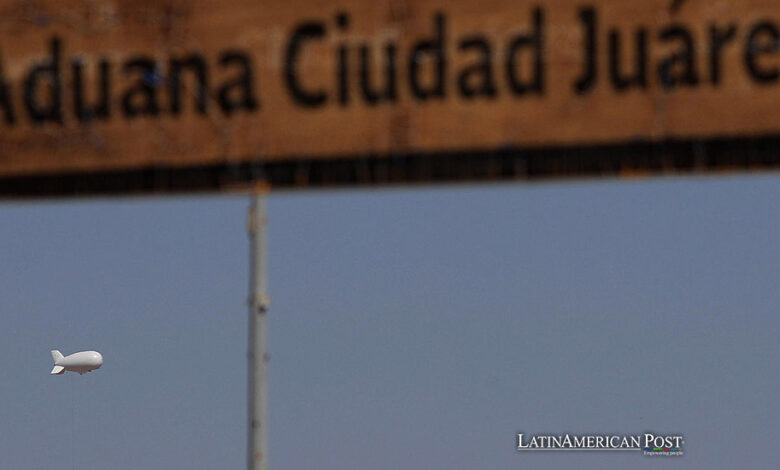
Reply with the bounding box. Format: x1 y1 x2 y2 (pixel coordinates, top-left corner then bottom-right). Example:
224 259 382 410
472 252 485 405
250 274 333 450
1 174 778 469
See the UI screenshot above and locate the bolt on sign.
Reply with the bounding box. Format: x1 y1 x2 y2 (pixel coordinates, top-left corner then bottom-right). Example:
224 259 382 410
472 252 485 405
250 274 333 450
1 0 780 195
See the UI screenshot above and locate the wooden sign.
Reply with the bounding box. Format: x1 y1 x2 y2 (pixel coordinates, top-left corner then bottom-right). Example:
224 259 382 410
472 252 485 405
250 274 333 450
1 0 780 195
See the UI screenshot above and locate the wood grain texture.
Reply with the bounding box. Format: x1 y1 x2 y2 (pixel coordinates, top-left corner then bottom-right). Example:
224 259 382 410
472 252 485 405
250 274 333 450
0 0 779 180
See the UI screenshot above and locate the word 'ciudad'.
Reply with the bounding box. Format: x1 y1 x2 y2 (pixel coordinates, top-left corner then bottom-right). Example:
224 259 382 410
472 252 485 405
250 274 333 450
0 6 778 126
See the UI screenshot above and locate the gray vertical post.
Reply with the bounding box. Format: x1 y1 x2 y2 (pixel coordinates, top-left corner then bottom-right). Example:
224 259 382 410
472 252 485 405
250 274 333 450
248 189 269 470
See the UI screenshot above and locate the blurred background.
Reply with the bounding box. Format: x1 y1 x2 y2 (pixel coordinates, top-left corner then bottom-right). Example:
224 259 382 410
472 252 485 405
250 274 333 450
1 175 778 469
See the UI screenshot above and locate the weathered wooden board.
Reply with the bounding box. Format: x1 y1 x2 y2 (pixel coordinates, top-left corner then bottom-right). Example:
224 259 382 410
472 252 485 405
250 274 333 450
1 0 779 191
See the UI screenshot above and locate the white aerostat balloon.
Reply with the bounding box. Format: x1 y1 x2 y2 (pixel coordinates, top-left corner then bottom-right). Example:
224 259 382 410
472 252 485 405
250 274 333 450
50 350 103 375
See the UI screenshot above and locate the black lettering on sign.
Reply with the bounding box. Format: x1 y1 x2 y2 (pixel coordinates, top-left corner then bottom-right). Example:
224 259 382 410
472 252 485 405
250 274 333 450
458 35 497 99
121 58 160 118
359 44 398 105
0 6 778 128
336 12 350 106
505 7 545 96
72 58 110 122
745 21 780 83
409 13 447 101
609 28 648 91
24 37 62 124
574 8 597 94
169 55 209 115
570 7 778 92
218 51 259 115
285 22 328 107
0 53 15 124
658 25 699 88
709 25 737 85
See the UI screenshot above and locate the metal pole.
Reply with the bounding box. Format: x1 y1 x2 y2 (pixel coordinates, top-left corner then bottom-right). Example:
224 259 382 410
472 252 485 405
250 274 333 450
248 189 269 470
